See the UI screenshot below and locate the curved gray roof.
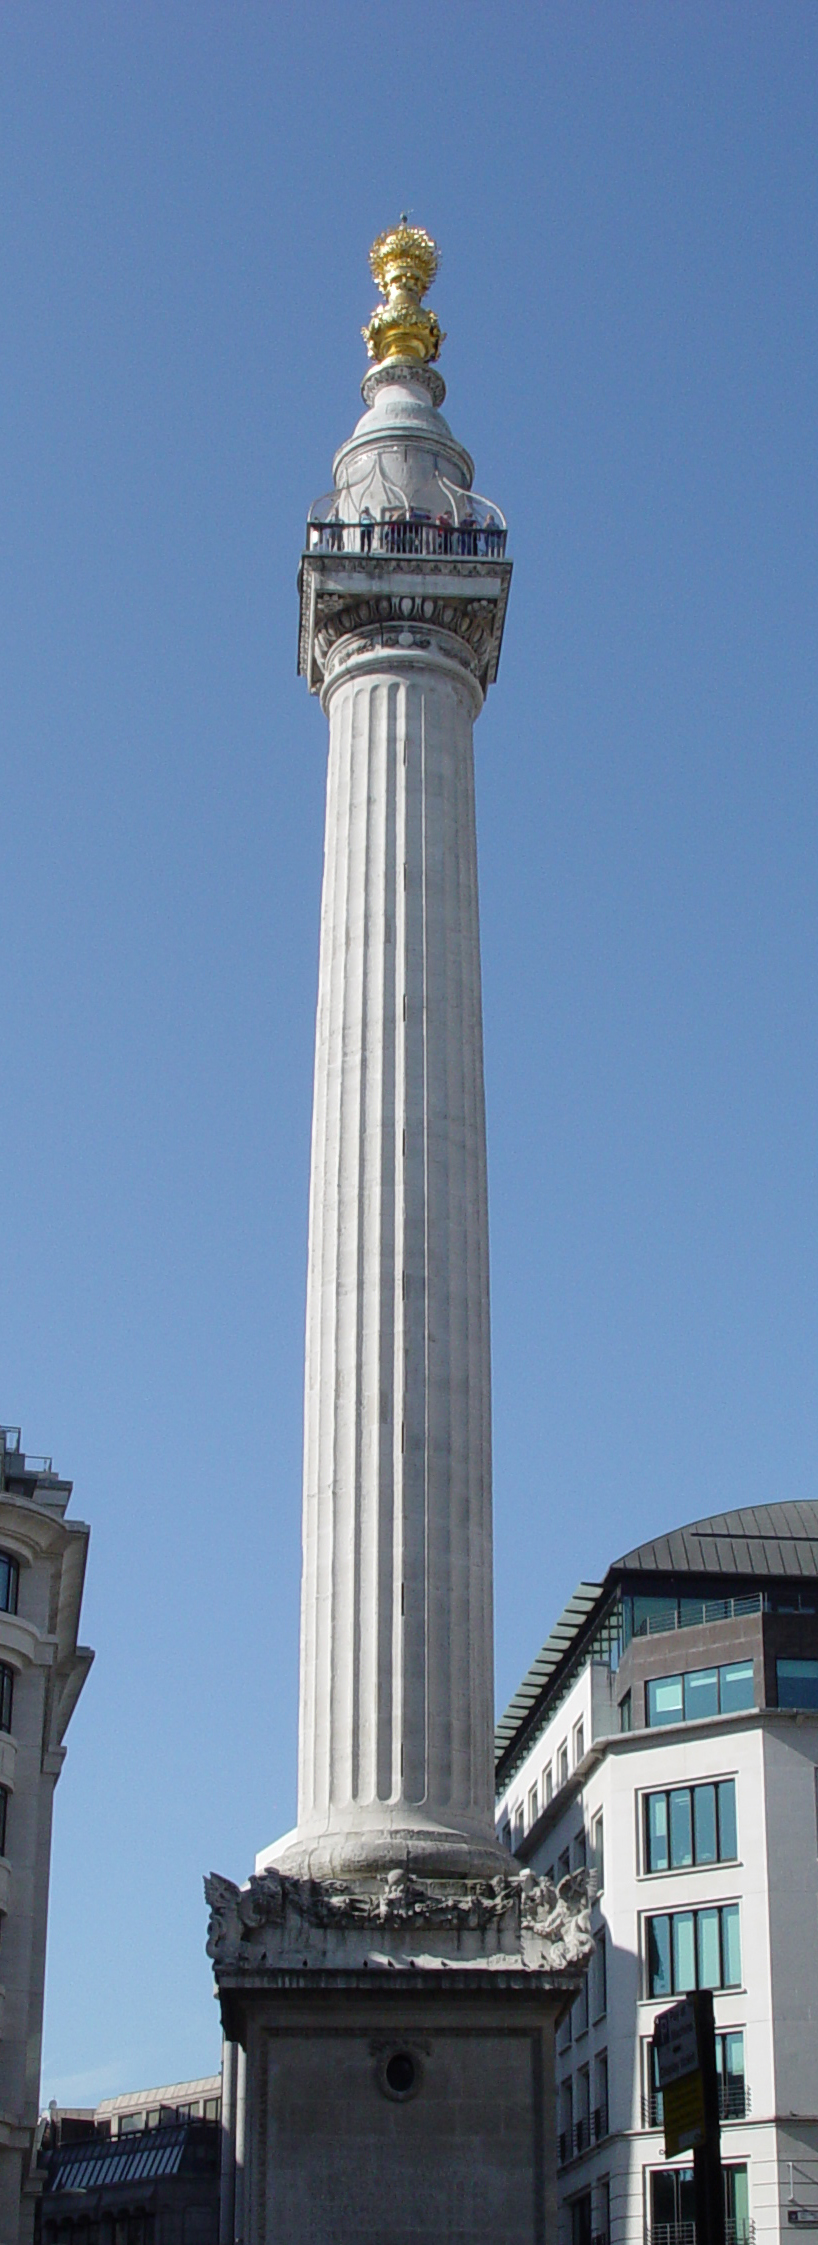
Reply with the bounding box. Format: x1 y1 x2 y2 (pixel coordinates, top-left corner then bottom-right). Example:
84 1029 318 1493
615 1498 818 1580
496 1499 818 1779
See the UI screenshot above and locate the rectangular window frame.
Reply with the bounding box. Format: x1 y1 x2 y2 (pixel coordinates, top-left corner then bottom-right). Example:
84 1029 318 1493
642 1778 738 1875
644 1902 742 1996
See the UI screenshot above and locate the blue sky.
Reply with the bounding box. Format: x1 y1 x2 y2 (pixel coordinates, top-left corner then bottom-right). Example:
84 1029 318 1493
0 3 815 2103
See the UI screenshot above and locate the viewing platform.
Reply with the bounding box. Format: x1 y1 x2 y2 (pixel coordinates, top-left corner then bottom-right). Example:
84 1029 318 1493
305 515 508 561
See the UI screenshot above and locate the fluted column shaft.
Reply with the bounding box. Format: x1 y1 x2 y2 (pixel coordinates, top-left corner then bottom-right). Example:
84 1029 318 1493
295 646 495 1874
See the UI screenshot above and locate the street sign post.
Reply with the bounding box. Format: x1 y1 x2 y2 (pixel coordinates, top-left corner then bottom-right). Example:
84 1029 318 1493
654 1991 725 2245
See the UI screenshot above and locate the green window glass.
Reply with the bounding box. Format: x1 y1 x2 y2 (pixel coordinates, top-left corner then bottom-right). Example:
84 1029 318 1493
696 1906 721 1988
684 1667 719 1720
646 1793 669 1872
646 1675 683 1726
725 2166 750 2236
776 1658 818 1710
669 1787 693 1867
693 1783 718 1865
719 1661 754 1713
647 1916 671 1997
721 1903 741 1986
717 1780 737 1860
672 1911 696 1991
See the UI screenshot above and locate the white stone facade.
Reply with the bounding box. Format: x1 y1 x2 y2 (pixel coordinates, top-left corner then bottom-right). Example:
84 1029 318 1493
495 1508 818 2245
0 1426 92 2245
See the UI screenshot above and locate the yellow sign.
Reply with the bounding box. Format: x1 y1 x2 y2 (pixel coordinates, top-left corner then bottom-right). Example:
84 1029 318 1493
663 2069 706 2158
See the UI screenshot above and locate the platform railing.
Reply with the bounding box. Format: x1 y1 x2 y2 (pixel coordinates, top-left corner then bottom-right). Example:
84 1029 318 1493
305 517 507 559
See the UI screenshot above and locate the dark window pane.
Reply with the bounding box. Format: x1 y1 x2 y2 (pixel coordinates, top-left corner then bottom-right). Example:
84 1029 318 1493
648 1915 671 1997
619 1692 632 1732
647 1675 684 1727
669 1789 693 1868
717 1780 737 1861
0 1557 18 1617
693 1784 718 1865
684 1667 718 1720
777 1659 818 1710
0 1666 13 1735
673 1911 696 1991
652 2174 677 2229
697 1907 721 1988
719 1661 754 1713
646 1793 669 1872
0 1786 8 1854
633 1596 678 1637
678 2172 696 2228
721 1904 741 1987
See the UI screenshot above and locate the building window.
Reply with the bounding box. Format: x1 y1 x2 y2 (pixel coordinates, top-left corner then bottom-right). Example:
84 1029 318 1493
716 2031 747 2119
512 1805 524 1847
571 2195 592 2245
650 2164 750 2242
558 1741 569 1787
501 1820 511 1852
544 1762 554 1804
0 1556 18 1617
619 1691 632 1732
204 2098 220 2122
573 1968 589 2038
650 2165 696 2238
646 1903 741 1996
528 1782 539 1826
574 1718 585 1765
559 2080 573 2164
645 1662 754 1728
725 2164 751 2240
0 1666 13 1735
594 2053 609 2139
645 2033 746 2128
595 2176 610 2245
574 1827 587 1870
0 1785 8 1856
558 1847 571 1880
644 1779 738 1871
777 1658 818 1709
592 1811 605 1893
576 2065 591 2152
592 1926 607 2018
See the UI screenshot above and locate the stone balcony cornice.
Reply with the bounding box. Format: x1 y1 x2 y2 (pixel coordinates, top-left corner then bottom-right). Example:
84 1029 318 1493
298 549 512 700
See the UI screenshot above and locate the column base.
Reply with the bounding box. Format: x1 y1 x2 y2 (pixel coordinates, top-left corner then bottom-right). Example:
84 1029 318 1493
206 1862 593 2245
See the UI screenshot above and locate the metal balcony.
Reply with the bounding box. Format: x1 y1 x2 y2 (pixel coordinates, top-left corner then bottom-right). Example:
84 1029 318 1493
559 2108 609 2165
646 2227 753 2245
642 2083 750 2129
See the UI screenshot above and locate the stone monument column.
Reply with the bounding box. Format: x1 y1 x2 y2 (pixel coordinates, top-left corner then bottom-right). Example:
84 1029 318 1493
278 233 507 1877
207 226 591 2245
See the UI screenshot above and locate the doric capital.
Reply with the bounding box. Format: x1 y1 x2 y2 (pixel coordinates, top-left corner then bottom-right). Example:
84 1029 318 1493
298 549 512 704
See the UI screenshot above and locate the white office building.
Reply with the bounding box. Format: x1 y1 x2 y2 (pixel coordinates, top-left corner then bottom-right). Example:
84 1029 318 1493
0 1425 92 2245
495 1500 818 2245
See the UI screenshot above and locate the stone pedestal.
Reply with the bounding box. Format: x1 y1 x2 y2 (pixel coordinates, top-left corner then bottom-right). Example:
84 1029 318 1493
207 1867 592 2245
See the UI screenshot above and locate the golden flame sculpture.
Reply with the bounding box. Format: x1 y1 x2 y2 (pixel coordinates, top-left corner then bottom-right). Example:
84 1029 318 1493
362 220 444 365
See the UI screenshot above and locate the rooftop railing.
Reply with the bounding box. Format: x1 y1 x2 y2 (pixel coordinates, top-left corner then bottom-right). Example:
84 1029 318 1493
633 1594 764 1638
305 517 507 560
